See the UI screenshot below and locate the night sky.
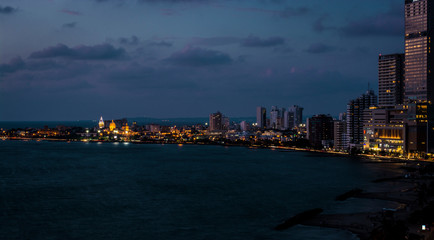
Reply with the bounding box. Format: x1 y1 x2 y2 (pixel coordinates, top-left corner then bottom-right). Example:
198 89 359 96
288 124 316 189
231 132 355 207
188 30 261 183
0 0 403 121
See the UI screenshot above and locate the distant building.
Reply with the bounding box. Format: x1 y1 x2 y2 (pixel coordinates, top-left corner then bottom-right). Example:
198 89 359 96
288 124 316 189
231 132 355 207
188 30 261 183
378 54 405 107
240 121 249 132
347 90 377 149
269 106 283 129
256 106 266 129
288 105 304 128
209 111 228 132
283 110 294 130
148 124 161 133
334 113 347 151
306 114 334 148
104 118 128 130
223 116 230 130
339 112 347 121
99 116 105 129
109 120 116 131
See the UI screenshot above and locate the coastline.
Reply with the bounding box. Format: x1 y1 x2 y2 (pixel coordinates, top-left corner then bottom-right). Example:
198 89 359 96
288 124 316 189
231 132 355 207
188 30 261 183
294 160 434 240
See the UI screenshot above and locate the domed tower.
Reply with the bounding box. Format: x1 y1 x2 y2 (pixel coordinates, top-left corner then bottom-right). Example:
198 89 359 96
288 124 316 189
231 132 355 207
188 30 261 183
99 116 105 129
109 120 116 132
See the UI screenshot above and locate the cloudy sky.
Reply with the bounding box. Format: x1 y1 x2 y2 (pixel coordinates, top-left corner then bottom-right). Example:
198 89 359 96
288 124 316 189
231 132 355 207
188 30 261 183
0 0 403 121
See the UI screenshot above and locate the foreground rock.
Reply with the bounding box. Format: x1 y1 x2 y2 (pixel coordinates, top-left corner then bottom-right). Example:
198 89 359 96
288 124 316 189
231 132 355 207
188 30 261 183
274 208 323 231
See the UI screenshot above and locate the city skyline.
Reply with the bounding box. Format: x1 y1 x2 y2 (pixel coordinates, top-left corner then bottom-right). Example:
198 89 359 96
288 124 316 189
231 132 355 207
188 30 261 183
0 0 403 121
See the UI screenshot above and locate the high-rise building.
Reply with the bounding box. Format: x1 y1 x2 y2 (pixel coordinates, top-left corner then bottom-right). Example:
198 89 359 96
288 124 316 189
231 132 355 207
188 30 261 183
306 114 334 148
378 54 405 106
404 0 434 154
406 102 429 154
347 90 377 148
269 106 282 129
334 113 347 151
223 116 230 130
339 112 347 121
405 0 433 101
240 121 249 132
209 111 227 132
283 110 294 130
256 106 266 129
289 105 304 128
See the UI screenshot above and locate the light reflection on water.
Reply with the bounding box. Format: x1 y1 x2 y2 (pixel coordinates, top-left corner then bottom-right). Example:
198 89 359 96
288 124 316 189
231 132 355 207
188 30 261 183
0 141 402 240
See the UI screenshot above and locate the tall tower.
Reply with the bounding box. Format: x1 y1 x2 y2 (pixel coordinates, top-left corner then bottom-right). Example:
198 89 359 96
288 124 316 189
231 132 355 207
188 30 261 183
404 0 433 101
209 112 225 132
405 0 434 154
99 116 105 129
256 106 266 129
306 114 334 148
288 105 304 128
378 54 405 106
347 90 377 148
269 106 282 129
283 110 294 130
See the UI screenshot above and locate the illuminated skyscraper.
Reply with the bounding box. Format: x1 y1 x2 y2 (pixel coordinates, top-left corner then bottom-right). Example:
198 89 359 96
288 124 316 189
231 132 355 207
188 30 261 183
378 54 405 106
405 0 433 100
405 0 434 153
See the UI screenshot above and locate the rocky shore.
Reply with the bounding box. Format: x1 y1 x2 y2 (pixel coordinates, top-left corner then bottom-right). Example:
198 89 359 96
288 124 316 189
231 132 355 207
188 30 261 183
277 159 434 240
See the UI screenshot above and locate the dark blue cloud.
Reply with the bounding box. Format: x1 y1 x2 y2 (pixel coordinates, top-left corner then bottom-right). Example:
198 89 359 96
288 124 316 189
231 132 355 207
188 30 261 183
165 47 233 67
0 6 17 14
0 57 25 75
279 7 309 18
340 4 403 37
29 44 126 60
137 0 208 3
313 15 335 33
60 9 82 16
258 0 285 4
62 22 77 29
148 41 173 47
235 6 309 18
305 43 335 54
191 37 240 47
119 36 140 45
241 36 285 47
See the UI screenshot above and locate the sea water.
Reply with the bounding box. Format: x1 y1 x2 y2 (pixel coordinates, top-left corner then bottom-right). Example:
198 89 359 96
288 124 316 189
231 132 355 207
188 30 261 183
0 141 399 239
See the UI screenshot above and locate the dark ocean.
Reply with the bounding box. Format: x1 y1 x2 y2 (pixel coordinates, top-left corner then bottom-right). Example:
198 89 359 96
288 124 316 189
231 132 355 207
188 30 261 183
0 141 400 239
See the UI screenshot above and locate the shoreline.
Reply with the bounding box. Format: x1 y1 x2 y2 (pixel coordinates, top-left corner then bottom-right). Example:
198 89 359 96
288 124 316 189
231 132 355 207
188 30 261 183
295 160 434 240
